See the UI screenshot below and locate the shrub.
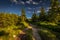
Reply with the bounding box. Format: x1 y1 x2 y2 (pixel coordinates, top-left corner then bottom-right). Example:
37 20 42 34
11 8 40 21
0 30 9 36
0 13 18 27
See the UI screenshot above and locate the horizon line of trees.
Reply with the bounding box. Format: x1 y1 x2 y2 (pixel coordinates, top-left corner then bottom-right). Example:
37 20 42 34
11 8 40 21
31 0 60 24
0 0 60 28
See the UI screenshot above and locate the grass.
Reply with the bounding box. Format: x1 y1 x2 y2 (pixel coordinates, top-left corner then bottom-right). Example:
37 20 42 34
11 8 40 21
36 22 57 26
38 29 57 40
0 21 33 40
30 21 60 40
25 29 33 40
0 25 21 40
22 22 33 40
20 21 33 40
22 22 32 29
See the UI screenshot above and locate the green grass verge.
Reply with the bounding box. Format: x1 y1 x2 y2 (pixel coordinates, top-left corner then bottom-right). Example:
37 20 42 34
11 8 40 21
38 29 58 40
35 22 60 40
25 29 33 40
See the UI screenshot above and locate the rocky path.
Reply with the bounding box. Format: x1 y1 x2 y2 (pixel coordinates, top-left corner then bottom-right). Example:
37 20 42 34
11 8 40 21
30 24 41 40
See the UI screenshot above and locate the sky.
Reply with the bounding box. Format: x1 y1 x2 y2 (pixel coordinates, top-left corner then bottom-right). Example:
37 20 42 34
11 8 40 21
0 0 51 18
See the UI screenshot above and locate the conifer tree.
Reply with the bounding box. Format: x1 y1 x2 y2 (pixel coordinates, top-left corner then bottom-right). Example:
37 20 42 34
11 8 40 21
32 10 38 22
39 7 46 21
48 0 59 23
21 8 26 22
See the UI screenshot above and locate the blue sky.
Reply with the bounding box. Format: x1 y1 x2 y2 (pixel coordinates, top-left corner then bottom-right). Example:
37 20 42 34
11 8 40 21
0 0 52 18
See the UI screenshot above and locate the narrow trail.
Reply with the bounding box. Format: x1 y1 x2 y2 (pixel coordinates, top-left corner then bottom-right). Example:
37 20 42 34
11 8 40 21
30 24 41 40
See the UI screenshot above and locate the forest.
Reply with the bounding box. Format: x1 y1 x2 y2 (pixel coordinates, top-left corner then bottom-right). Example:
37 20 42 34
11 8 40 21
0 0 60 40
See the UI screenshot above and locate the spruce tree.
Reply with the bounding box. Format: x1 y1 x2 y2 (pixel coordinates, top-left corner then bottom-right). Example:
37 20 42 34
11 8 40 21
48 0 59 23
21 8 26 22
31 10 38 22
39 7 46 21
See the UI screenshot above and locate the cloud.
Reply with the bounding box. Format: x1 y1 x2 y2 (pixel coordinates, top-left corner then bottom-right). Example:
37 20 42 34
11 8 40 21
46 7 51 10
37 10 41 13
32 1 38 5
46 9 49 12
28 7 32 10
10 0 18 4
39 1 42 3
29 0 32 1
45 7 50 12
10 0 25 5
26 0 39 5
26 1 30 4
11 0 17 3
10 0 39 5
20 1 25 4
